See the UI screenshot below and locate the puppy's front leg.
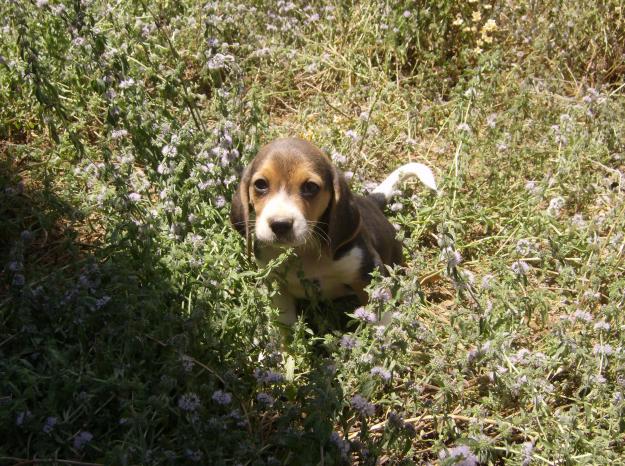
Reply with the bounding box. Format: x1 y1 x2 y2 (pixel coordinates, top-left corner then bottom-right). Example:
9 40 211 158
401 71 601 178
272 289 297 338
351 280 370 306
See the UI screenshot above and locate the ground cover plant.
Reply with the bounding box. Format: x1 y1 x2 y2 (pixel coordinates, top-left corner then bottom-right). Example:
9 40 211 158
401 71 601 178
1 0 625 464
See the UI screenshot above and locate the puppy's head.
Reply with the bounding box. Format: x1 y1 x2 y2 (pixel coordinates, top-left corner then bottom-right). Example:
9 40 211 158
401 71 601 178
231 138 360 253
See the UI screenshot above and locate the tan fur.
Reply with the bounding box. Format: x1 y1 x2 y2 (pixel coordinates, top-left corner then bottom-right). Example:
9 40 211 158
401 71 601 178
249 152 332 234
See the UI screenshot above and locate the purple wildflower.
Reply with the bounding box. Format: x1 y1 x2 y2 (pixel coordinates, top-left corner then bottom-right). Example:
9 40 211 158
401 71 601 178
180 355 194 373
16 410 31 426
571 213 586 228
353 307 377 323
370 366 391 381
43 416 57 434
214 195 226 208
593 344 614 356
94 295 111 310
331 151 347 164
162 144 177 158
178 392 201 411
340 334 358 350
12 274 25 286
441 247 462 267
345 129 360 142
547 196 565 215
511 260 530 276
330 432 350 458
185 449 203 462
256 392 275 406
111 129 128 139
128 192 141 202
119 78 135 89
73 431 93 450
457 123 472 134
515 239 534 256
522 441 534 466
525 180 539 195
573 309 593 322
370 287 392 302
510 348 531 365
481 274 495 289
350 394 375 417
211 390 232 405
254 368 284 384
8 261 23 272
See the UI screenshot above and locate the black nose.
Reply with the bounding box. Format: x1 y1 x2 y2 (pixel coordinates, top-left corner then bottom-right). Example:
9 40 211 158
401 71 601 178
270 219 293 236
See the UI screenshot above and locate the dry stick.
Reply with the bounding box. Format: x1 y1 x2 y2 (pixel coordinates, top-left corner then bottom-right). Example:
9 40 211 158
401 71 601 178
1 458 103 466
302 82 351 118
348 413 538 440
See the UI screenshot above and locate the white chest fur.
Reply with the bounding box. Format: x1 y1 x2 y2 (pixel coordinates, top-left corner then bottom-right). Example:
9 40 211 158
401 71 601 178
258 246 364 300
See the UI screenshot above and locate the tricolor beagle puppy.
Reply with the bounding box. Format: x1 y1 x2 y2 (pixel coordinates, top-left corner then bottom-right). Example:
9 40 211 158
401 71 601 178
230 137 437 328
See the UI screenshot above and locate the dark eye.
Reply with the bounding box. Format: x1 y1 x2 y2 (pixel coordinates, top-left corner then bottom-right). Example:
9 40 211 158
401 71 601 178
254 178 269 194
301 181 320 197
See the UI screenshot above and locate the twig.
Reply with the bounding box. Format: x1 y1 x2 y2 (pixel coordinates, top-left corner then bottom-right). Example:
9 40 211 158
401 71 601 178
1 457 103 466
348 413 537 440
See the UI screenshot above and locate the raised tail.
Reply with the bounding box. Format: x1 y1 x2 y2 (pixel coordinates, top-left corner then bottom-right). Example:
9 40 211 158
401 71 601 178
369 162 438 207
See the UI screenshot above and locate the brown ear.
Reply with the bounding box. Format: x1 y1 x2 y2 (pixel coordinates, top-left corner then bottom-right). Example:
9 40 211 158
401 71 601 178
328 167 361 257
230 164 253 256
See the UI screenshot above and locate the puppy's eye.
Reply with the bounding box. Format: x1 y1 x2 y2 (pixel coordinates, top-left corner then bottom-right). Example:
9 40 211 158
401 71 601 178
301 181 320 197
254 179 269 194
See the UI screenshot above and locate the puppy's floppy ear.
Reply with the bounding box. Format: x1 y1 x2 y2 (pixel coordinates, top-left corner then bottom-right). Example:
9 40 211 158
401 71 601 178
230 164 253 256
328 167 361 257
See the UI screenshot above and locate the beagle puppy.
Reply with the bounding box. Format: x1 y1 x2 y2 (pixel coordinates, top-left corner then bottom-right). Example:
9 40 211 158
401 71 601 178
230 137 437 327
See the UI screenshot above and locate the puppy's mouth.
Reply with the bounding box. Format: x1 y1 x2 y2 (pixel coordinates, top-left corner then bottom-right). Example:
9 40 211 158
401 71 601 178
257 233 307 248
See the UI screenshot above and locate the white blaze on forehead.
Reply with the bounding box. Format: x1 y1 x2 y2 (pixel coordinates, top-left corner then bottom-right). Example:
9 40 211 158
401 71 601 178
255 188 308 243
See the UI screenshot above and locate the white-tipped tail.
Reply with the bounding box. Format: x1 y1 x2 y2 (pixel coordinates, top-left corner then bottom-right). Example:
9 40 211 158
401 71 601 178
372 162 438 202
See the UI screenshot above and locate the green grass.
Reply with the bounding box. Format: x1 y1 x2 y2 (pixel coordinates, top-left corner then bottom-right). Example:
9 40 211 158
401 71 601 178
1 0 625 464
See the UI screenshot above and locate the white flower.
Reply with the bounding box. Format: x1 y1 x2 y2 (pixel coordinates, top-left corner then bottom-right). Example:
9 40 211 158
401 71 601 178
511 260 530 276
331 151 347 164
593 344 613 356
119 78 135 89
457 122 472 134
515 239 534 256
214 195 226 208
345 129 360 142
162 145 177 158
207 53 235 70
111 129 128 139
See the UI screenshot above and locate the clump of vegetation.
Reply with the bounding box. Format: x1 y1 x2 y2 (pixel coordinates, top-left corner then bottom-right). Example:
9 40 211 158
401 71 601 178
1 0 624 464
